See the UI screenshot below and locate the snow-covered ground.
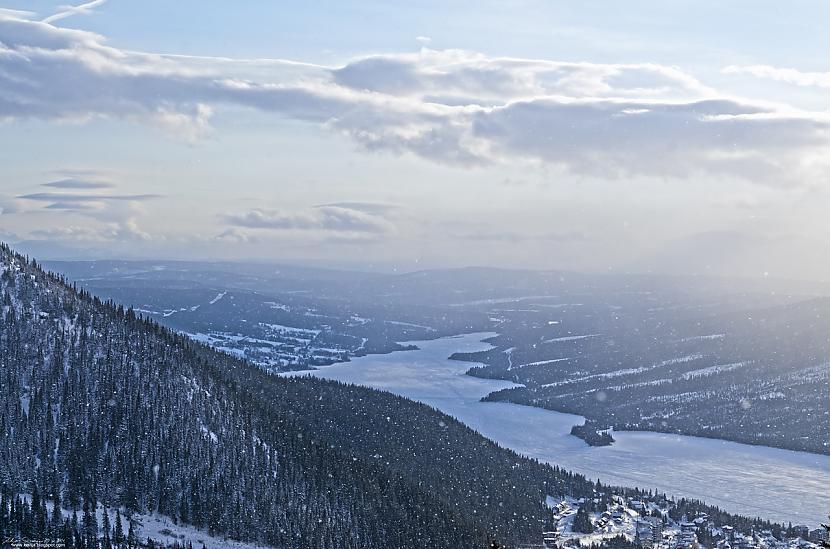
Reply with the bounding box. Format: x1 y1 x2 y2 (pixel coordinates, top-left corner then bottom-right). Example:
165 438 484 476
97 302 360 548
284 332 830 526
131 511 270 549
39 500 270 549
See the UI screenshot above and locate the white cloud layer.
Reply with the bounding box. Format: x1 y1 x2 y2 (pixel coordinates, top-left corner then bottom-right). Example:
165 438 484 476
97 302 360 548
2 13 830 185
226 205 394 236
11 173 158 242
43 178 115 189
723 64 830 88
42 0 108 24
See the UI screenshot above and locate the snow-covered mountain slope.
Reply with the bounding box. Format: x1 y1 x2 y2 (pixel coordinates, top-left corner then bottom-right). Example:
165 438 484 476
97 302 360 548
0 244 606 548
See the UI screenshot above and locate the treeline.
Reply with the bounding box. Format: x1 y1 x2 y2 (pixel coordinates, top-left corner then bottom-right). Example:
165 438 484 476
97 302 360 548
0 489 132 549
0 488 194 549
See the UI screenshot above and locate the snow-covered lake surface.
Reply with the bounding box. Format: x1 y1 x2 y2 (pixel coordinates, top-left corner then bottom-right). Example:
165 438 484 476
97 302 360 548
284 332 830 526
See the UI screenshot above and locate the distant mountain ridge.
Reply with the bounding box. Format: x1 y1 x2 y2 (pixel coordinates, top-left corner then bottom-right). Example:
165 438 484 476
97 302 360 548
42 257 830 455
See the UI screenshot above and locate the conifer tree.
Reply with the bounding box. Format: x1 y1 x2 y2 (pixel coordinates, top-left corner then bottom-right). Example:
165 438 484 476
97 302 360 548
127 519 137 549
101 508 112 549
50 490 64 540
113 510 124 545
573 505 595 534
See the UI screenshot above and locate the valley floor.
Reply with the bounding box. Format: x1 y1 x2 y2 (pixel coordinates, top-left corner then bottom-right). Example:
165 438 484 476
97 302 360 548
284 332 830 526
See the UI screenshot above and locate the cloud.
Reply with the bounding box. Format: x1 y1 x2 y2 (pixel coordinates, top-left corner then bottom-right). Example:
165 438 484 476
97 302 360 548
0 8 35 19
29 225 114 241
226 205 394 235
330 52 711 102
18 191 160 217
42 0 108 24
12 173 159 243
44 201 98 210
28 219 150 242
315 201 399 215
471 98 830 182
43 178 115 189
19 191 159 202
215 227 257 244
2 13 830 185
723 64 830 88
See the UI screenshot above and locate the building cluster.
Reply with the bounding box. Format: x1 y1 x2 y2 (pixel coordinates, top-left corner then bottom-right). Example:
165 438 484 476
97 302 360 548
716 524 829 549
535 494 828 549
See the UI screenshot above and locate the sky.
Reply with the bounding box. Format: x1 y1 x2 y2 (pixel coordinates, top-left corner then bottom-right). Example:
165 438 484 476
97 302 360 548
2 1 830 279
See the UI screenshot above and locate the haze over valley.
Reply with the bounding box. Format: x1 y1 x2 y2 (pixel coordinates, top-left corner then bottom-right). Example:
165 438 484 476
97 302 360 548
3 2 830 548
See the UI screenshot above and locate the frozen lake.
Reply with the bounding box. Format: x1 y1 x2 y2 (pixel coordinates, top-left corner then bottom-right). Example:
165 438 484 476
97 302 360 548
285 332 830 526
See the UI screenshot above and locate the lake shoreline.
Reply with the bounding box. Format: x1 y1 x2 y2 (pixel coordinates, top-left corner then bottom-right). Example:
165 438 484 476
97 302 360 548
284 331 830 525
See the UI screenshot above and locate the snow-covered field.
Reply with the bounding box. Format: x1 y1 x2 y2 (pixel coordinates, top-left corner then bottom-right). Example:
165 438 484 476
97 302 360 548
132 511 270 549
284 332 830 526
40 500 269 549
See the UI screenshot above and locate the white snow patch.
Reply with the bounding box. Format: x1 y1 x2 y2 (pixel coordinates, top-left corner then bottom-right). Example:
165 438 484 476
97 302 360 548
450 295 557 306
680 362 746 380
513 357 571 370
385 320 436 331
39 501 269 549
680 334 725 342
261 323 321 336
542 334 601 343
209 292 227 305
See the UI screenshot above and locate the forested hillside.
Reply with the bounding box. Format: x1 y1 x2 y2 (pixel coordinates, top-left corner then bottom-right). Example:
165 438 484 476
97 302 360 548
465 296 830 454
0 244 600 548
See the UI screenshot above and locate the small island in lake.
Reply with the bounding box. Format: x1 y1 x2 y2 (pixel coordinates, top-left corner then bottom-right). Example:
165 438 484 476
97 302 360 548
570 420 615 446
